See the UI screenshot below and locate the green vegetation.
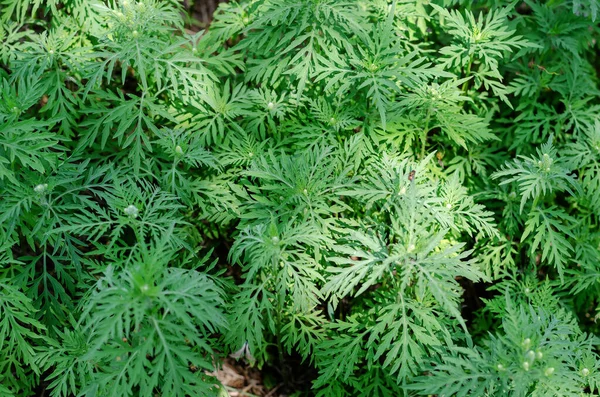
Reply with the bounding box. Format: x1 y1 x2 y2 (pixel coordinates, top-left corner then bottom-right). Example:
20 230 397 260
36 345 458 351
1 0 600 395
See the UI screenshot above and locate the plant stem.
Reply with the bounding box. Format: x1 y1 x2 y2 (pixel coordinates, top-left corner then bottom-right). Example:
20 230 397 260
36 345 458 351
420 106 432 159
462 55 474 93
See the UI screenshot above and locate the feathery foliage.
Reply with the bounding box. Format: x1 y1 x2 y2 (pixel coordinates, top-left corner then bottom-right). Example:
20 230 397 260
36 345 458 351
1 0 600 396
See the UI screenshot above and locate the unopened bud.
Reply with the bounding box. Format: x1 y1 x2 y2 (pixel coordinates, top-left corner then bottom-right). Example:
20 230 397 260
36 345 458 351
124 204 139 218
34 183 48 194
582 368 590 376
526 350 535 361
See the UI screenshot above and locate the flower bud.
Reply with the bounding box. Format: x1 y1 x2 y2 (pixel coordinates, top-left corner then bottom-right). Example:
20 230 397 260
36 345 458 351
124 204 139 218
525 350 535 362
582 368 590 376
175 145 183 155
544 367 554 376
34 183 48 194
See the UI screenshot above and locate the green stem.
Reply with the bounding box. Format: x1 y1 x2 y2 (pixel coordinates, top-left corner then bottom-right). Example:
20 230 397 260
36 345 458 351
462 55 474 93
420 107 432 159
274 268 288 385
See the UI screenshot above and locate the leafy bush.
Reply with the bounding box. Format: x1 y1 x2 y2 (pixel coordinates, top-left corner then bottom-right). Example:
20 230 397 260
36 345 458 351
2 0 600 396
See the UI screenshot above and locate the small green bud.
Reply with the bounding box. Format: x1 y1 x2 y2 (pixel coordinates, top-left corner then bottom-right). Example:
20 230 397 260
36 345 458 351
132 30 139 38
175 145 183 155
536 350 543 360
522 338 531 348
330 117 336 124
582 368 590 376
523 361 530 371
34 183 48 194
526 350 535 362
544 367 554 376
271 236 280 245
243 17 249 24
303 188 308 195
140 284 149 293
124 204 139 218
267 102 274 110
248 152 254 157
49 49 54 54
192 47 197 53
445 203 452 209
407 244 416 252
496 364 504 371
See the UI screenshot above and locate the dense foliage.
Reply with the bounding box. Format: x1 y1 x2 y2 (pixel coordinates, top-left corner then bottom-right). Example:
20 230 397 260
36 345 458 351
2 0 600 395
